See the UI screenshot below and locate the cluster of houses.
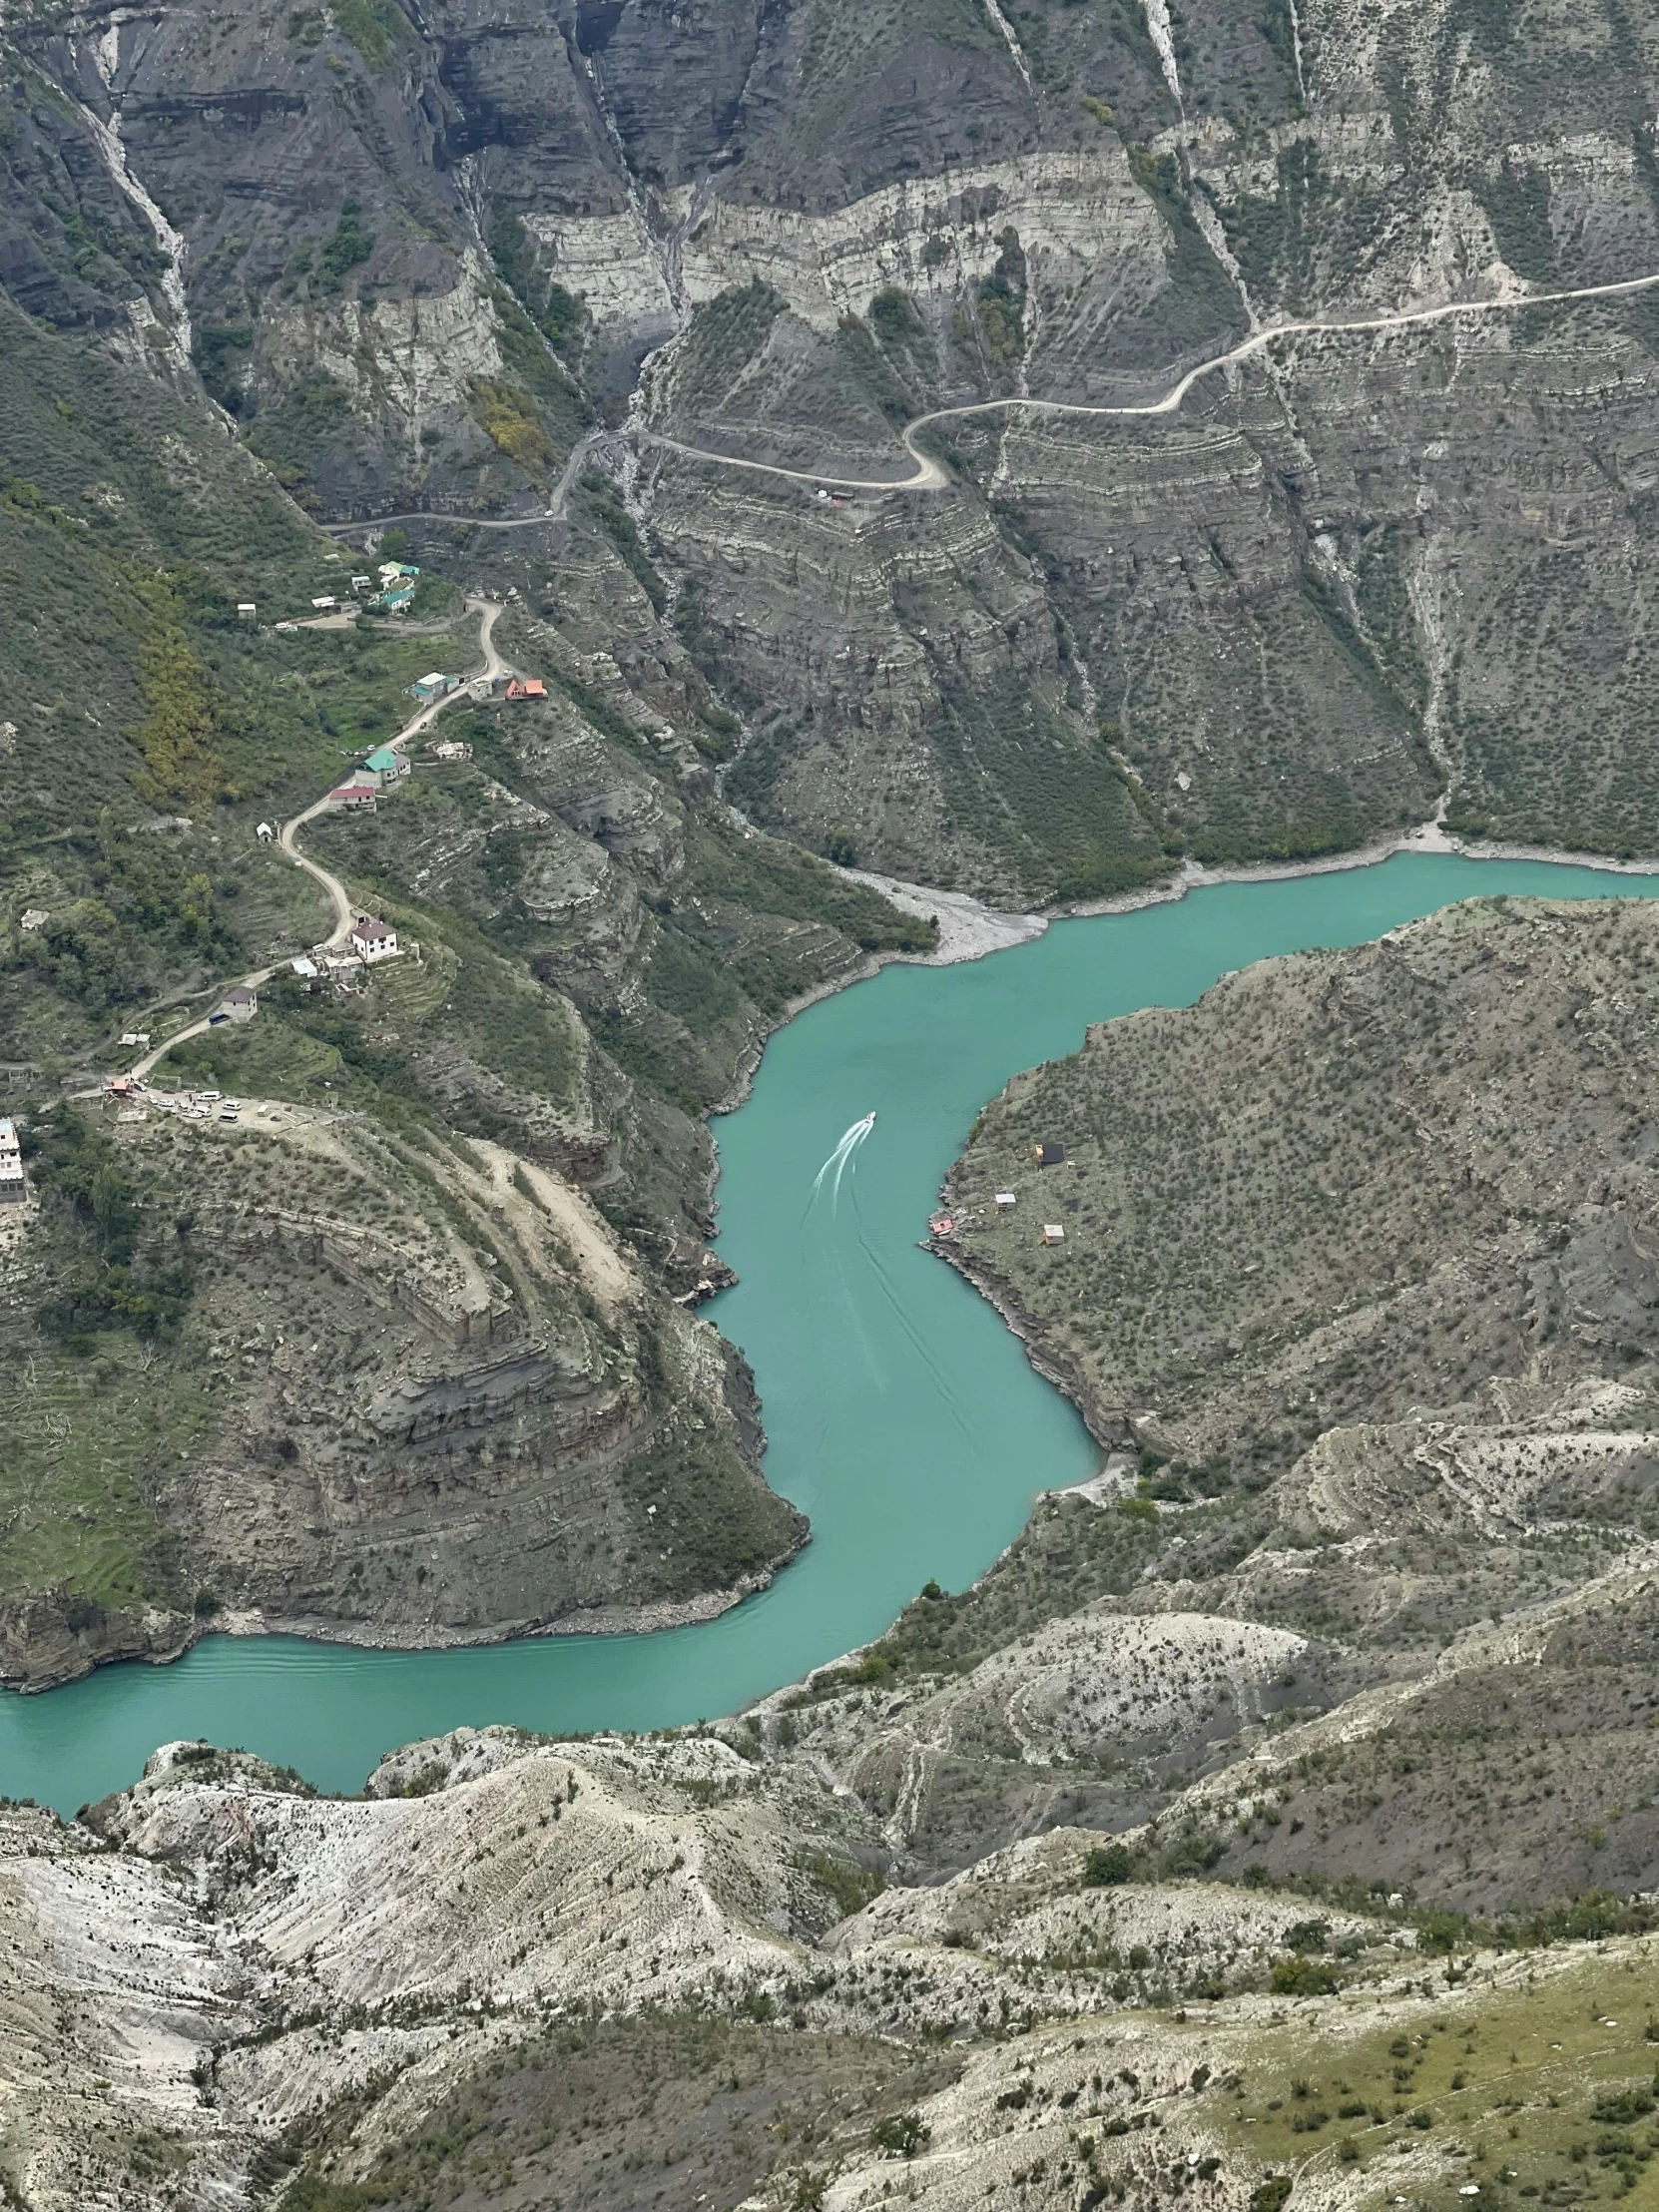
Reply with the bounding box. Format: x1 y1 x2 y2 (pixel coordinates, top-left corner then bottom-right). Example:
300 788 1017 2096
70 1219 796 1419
241 561 422 631
327 741 410 815
320 663 546 812
286 917 400 985
928 1141 1073 1249
370 561 420 615
110 915 402 1085
322 660 480 813
315 563 423 618
0 1117 24 1206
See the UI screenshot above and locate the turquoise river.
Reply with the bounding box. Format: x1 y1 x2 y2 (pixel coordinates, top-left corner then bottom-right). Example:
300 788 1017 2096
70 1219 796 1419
8 850 1659 1815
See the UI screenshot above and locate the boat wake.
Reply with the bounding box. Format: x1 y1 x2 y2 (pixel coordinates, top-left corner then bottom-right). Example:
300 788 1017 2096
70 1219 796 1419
811 1112 875 1211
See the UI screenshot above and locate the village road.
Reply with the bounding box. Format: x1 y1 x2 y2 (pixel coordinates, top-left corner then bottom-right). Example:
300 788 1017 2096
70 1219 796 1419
121 598 505 1083
273 595 507 954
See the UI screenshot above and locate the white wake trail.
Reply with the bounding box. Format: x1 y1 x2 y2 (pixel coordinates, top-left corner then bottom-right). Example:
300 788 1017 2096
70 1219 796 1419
812 1122 862 1200
812 1116 873 1207
830 1118 873 1209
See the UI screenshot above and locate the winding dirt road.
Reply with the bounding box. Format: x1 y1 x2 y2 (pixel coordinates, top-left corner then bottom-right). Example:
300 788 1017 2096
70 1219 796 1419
645 269 1659 494
318 432 603 538
123 598 506 1083
300 273 1659 523
276 596 510 948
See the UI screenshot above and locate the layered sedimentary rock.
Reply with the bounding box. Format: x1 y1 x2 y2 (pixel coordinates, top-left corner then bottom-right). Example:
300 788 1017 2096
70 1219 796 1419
12 0 1659 887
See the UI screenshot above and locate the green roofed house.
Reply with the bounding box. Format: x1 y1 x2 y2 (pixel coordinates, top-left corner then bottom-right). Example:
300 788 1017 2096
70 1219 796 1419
363 746 408 785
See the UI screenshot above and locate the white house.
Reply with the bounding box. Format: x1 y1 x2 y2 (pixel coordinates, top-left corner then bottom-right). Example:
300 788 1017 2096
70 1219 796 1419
310 595 338 613
237 602 257 620
350 915 399 963
994 1192 1017 1210
256 821 275 842
0 1116 24 1206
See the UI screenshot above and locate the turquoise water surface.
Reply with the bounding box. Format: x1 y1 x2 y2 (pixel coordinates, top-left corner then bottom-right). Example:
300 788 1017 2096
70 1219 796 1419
8 850 1658 1814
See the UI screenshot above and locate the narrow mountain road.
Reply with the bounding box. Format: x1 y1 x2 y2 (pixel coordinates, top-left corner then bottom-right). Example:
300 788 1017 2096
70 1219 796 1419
276 597 509 948
303 273 1659 524
318 431 603 537
642 268 1659 492
120 599 506 1085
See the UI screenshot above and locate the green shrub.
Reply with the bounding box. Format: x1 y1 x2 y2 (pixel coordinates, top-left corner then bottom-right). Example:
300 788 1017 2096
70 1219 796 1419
871 2111 931 2157
798 1852 884 1920
131 623 230 808
1083 1843 1135 1887
868 287 923 343
318 199 375 289
331 0 405 67
469 377 555 481
1591 2089 1657 2125
1270 1953 1339 1995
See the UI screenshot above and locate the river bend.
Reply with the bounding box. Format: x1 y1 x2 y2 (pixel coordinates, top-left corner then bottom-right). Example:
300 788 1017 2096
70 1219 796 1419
10 852 1658 1814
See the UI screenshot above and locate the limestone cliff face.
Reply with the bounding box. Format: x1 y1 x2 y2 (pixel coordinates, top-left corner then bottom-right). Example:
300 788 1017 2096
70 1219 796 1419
16 0 1659 887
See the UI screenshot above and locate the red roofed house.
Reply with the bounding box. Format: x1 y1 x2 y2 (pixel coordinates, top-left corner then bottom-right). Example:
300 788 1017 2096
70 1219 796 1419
328 782 377 813
505 678 547 702
350 914 399 963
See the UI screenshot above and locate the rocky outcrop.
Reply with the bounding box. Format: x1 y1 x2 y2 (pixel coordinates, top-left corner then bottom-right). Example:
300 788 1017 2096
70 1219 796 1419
0 1593 194 1695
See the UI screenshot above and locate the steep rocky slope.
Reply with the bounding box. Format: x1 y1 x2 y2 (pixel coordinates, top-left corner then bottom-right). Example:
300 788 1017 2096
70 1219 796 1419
855 893 1659 1890
0 308 930 1685
0 1089 805 1689
944 893 1659 1474
10 1711 1659 2211
12 0 1659 889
